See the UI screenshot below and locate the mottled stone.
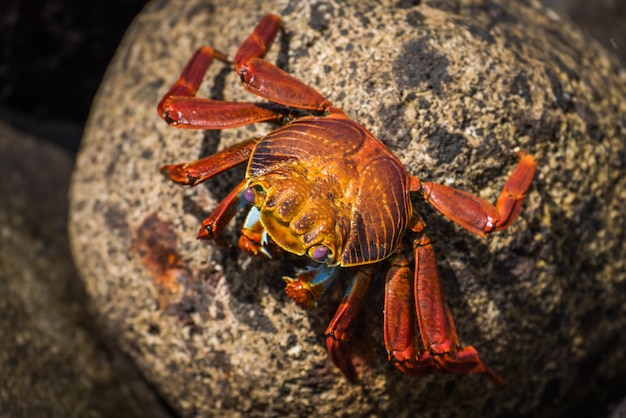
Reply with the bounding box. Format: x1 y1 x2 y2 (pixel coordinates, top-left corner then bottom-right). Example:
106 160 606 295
69 0 626 417
0 122 171 418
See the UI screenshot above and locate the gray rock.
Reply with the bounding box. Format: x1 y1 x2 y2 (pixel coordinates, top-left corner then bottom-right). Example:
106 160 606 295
69 0 626 416
0 121 171 418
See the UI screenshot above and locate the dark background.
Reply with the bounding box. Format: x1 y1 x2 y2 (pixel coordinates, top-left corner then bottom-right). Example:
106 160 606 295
0 0 624 154
0 0 147 151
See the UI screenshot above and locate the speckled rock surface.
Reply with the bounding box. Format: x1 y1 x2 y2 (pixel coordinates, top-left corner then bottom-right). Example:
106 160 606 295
69 0 626 416
0 121 171 418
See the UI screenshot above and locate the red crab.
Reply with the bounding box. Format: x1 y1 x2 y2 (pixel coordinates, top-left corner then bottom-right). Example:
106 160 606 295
157 14 537 384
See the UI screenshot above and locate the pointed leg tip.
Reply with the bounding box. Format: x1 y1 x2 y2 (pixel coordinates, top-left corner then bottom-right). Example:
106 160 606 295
160 164 173 175
483 367 504 386
326 334 359 384
160 164 196 185
197 225 213 240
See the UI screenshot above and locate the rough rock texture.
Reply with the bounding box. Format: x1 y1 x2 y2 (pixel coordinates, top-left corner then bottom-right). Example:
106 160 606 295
0 122 171 418
69 0 626 416
544 0 626 64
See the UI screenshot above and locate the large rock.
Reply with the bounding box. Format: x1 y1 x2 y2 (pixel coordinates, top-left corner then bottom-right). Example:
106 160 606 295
0 121 171 418
69 0 626 416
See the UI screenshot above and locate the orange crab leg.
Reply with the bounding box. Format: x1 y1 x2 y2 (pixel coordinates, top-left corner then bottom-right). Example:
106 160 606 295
158 46 228 109
160 98 290 129
197 178 249 240
233 14 282 70
325 268 372 383
158 14 334 128
160 126 259 242
233 14 332 111
413 233 459 354
160 138 257 186
383 216 502 383
411 233 503 384
383 246 418 366
157 44 288 129
237 58 332 111
412 152 537 237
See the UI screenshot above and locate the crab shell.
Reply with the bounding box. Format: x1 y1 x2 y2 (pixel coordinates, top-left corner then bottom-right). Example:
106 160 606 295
244 114 412 267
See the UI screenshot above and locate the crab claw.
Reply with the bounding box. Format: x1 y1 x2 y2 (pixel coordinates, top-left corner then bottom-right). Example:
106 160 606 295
283 265 338 309
238 206 277 257
284 274 316 309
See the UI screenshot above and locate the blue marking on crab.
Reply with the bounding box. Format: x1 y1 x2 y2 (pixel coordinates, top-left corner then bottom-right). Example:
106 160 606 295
243 205 272 258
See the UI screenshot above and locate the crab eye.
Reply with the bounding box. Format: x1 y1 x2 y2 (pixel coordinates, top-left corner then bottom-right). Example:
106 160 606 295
244 185 266 206
243 187 256 204
309 245 331 263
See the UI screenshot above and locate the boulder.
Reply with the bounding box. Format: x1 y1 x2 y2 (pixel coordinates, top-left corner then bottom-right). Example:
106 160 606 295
0 121 171 418
69 0 626 416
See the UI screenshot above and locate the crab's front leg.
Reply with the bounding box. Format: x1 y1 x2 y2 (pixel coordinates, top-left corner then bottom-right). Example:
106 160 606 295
282 264 339 309
195 179 249 240
161 140 258 240
161 138 257 186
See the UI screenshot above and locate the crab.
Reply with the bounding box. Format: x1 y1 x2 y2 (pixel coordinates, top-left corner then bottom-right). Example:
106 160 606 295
157 14 537 384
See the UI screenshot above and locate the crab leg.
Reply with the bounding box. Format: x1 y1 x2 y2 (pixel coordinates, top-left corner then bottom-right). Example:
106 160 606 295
197 178 249 240
233 14 332 112
157 45 289 129
161 138 257 186
383 217 502 383
412 152 537 237
325 268 372 383
411 232 503 384
383 246 418 367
